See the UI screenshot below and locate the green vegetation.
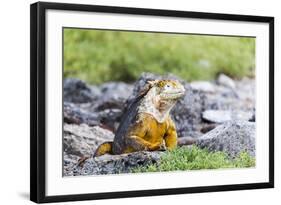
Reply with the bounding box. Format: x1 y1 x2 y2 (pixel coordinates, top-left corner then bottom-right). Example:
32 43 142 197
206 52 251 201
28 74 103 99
133 146 255 173
64 28 255 84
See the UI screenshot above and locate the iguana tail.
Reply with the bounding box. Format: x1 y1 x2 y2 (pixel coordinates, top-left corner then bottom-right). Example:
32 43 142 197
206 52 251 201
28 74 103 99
94 142 113 157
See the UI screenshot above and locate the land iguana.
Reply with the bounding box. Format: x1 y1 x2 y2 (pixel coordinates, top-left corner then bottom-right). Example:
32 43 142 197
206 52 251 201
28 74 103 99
94 79 185 157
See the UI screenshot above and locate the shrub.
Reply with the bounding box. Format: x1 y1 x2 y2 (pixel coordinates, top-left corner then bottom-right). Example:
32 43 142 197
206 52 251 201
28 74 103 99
132 146 255 173
64 29 255 84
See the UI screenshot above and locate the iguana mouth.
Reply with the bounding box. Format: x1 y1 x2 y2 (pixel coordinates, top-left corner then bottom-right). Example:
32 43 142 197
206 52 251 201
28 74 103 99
160 90 185 100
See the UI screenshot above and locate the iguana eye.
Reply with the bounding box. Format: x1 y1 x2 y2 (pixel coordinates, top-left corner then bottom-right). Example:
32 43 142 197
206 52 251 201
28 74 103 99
165 84 171 89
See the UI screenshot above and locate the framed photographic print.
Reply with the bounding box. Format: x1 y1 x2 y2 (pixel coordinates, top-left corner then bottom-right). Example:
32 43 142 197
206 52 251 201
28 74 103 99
30 1 274 203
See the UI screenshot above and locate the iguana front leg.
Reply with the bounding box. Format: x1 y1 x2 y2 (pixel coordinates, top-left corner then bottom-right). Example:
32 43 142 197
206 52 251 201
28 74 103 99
126 135 161 151
164 118 178 150
125 117 162 151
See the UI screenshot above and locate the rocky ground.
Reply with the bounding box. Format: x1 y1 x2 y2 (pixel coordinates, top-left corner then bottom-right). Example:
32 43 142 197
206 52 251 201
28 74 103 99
63 73 255 176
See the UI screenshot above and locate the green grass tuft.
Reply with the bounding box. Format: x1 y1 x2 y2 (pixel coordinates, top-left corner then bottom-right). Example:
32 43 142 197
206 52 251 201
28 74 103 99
132 146 255 173
64 29 255 84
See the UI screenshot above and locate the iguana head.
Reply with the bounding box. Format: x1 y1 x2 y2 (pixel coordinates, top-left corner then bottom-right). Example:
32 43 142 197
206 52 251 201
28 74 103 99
138 79 185 122
150 80 185 100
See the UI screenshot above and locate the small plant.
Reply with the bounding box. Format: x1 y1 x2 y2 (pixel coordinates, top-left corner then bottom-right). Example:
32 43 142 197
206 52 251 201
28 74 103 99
233 151 256 168
132 146 255 173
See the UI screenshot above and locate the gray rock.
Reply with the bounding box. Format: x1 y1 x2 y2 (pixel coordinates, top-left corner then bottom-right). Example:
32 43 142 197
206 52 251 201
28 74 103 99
64 151 162 176
196 121 255 158
202 77 255 112
89 82 133 111
89 85 102 97
64 79 133 127
64 102 123 132
64 153 81 176
97 108 123 131
63 73 255 140
200 123 217 133
62 74 257 176
64 102 100 126
217 74 236 89
202 110 231 123
202 110 253 123
64 123 114 156
249 110 255 122
190 81 216 93
100 82 133 103
177 136 196 146
64 78 96 103
233 110 254 121
75 82 134 131
236 78 255 103
172 88 205 138
64 73 206 138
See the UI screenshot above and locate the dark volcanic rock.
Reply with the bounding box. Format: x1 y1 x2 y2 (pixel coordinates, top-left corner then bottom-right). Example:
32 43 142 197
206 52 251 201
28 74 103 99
177 136 196 146
64 151 162 176
82 82 134 111
100 82 133 106
63 123 114 157
64 78 97 103
62 74 256 176
64 101 123 132
196 120 255 158
63 114 163 176
203 77 255 112
64 102 100 126
63 74 255 139
96 108 123 132
172 88 205 138
75 82 134 131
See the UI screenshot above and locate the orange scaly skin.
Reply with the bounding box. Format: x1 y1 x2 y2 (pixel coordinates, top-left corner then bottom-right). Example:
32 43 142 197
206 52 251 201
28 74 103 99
123 113 177 153
94 79 185 157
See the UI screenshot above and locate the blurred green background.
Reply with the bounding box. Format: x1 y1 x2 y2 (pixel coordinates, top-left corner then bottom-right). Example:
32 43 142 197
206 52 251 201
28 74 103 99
64 28 255 85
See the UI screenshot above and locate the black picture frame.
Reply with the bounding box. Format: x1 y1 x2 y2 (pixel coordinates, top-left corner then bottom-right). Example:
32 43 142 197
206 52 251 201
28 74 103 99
30 1 274 203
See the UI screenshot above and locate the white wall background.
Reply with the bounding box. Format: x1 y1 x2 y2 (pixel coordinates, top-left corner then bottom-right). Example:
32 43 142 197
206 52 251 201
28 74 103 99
0 0 279 204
